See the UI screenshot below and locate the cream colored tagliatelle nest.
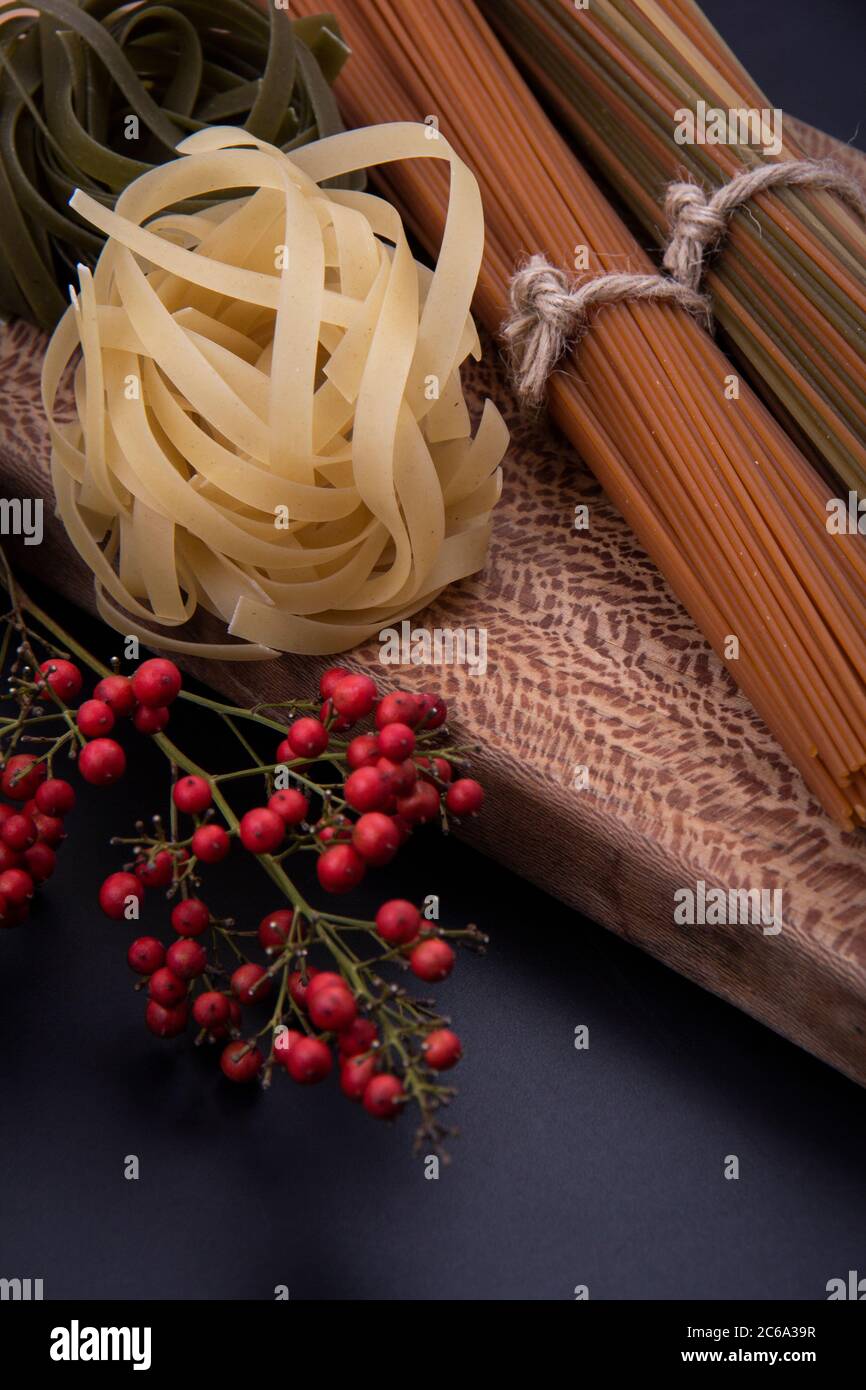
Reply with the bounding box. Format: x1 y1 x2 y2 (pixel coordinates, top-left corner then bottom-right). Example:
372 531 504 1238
42 124 507 657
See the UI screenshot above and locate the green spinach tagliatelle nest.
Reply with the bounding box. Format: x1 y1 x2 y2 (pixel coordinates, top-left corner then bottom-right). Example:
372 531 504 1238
0 0 355 329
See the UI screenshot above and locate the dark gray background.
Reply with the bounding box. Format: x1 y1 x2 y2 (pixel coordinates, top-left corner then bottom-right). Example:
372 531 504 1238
1 0 865 1301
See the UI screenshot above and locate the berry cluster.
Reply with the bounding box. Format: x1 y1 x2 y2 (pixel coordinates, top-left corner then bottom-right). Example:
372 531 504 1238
0 760 72 924
1 557 487 1155
103 664 486 1152
310 670 484 896
0 581 183 926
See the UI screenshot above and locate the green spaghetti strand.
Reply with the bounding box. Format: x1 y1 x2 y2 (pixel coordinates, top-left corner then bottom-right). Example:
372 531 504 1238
0 1 355 329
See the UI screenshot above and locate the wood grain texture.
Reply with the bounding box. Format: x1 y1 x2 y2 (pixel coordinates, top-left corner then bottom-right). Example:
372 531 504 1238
0 118 864 1084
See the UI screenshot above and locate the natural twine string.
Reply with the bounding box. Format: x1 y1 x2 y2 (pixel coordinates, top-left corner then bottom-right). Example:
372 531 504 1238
504 158 866 408
662 158 866 289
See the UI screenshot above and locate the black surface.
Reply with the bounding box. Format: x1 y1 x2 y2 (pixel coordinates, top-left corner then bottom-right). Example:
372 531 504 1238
2 0 866 1303
702 0 865 149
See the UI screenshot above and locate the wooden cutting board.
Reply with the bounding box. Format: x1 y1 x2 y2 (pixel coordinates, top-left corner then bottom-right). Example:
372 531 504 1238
1 117 864 1086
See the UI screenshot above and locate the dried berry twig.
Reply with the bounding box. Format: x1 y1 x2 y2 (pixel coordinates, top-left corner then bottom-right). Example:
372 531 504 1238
0 548 487 1156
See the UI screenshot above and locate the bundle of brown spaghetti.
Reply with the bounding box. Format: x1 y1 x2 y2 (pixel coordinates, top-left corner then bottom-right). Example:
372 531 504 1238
288 0 866 830
481 0 866 498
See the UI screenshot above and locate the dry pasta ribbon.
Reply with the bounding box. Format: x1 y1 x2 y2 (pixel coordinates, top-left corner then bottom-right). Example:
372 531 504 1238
42 123 507 657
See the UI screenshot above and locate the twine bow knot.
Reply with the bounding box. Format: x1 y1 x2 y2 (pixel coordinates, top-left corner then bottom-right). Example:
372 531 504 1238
662 181 728 291
504 256 708 408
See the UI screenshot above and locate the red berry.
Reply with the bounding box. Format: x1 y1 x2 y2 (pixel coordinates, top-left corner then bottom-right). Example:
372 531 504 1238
317 821 352 843
445 778 484 817
258 909 294 951
392 816 413 847
346 734 380 770
418 694 447 729
191 824 230 864
23 842 56 882
35 778 75 817
363 1073 405 1119
320 667 351 700
340 1054 376 1101
375 691 420 729
2 813 36 851
93 674 137 716
135 849 174 889
377 722 415 761
78 738 126 786
331 673 377 722
38 658 82 702
1 754 46 801
192 992 230 1029
413 693 434 723
423 1028 462 1070
239 807 284 855
352 812 400 867
0 843 22 873
268 788 308 826
415 755 445 784
145 999 188 1038
76 698 115 738
286 718 329 760
31 811 64 847
208 997 241 1040
166 938 207 980
172 775 212 815
171 897 209 936
274 738 293 765
396 780 440 825
133 704 169 735
128 936 165 975
148 967 187 1007
98 870 143 920
376 756 416 797
338 1017 378 1058
308 984 357 1033
410 938 455 982
285 1035 332 1084
231 962 270 1005
317 843 366 894
288 967 319 1009
375 899 421 946
220 1041 262 1083
274 1027 303 1068
305 971 345 1000
319 697 353 732
132 658 182 708
344 766 387 813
